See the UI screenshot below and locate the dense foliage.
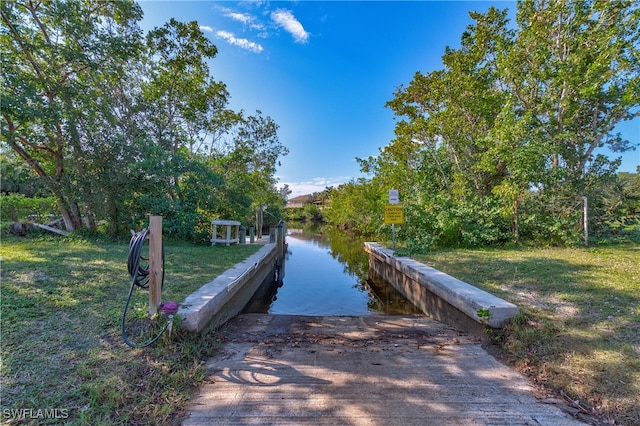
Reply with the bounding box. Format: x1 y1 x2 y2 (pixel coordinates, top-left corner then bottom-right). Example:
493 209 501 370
285 190 330 222
326 0 640 249
1 1 288 242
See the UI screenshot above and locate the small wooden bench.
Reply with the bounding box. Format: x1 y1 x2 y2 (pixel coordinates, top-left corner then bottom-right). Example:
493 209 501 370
211 220 241 246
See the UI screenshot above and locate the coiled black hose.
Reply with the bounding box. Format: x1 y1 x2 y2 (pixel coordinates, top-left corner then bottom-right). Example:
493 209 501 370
121 229 169 348
127 229 151 288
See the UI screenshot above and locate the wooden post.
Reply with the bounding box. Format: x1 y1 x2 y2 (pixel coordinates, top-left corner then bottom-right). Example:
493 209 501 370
277 220 286 282
211 222 217 246
256 204 265 239
277 220 285 258
225 224 231 246
148 215 162 316
239 225 246 244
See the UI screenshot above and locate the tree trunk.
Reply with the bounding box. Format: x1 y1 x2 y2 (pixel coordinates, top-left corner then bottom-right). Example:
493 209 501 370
55 197 76 231
70 201 83 229
83 204 96 229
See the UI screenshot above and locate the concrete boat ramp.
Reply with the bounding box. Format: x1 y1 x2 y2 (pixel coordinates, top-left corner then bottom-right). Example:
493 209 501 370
182 314 588 425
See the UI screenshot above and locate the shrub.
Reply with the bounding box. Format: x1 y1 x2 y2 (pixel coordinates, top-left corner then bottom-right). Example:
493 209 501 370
0 194 57 222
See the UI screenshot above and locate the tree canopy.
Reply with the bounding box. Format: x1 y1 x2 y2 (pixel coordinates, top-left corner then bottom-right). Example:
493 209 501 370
1 0 288 241
331 0 639 248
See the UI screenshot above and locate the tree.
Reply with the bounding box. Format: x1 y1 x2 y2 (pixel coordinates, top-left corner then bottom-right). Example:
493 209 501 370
211 110 289 225
497 0 639 241
0 148 47 196
278 184 292 202
373 7 514 246
385 8 512 198
323 179 385 235
602 168 640 222
334 0 639 246
501 0 639 188
1 0 143 231
2 4 288 239
142 18 236 155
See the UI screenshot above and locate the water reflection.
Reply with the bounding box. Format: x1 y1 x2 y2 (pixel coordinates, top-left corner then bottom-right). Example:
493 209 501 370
244 223 422 316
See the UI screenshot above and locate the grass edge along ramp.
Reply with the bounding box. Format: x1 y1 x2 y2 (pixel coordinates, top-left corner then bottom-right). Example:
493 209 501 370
1 236 260 425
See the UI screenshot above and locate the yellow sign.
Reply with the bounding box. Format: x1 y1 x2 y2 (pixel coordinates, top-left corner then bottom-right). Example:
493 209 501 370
384 205 404 224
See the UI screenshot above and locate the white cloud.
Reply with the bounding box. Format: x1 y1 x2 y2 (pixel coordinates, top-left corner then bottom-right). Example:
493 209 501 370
221 9 264 31
199 25 213 33
216 30 263 53
227 12 252 24
270 9 309 44
280 176 351 198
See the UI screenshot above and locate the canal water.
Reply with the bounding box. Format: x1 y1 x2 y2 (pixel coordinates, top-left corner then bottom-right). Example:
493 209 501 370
244 224 422 316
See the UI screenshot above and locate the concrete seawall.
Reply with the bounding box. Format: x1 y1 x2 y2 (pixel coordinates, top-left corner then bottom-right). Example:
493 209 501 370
178 242 279 333
364 242 519 334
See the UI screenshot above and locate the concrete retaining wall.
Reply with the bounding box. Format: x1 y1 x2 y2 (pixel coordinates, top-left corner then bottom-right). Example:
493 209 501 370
178 243 278 333
364 242 519 332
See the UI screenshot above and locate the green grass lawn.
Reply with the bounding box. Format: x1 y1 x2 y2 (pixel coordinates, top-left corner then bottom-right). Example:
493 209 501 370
1 235 260 425
3 233 639 425
410 243 640 425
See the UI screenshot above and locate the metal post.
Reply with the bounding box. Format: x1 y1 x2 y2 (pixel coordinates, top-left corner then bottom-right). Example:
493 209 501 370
249 224 255 243
392 223 396 252
148 215 162 316
583 196 588 246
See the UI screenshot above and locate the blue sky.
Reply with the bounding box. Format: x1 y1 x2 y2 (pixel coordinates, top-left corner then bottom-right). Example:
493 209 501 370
139 1 639 197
